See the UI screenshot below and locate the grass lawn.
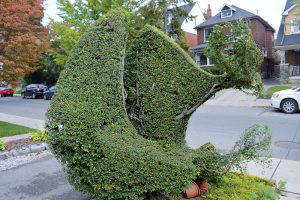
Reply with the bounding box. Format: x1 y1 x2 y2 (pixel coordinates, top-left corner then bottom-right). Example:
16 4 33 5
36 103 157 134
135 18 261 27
0 121 37 138
260 85 292 99
14 88 24 94
266 86 291 95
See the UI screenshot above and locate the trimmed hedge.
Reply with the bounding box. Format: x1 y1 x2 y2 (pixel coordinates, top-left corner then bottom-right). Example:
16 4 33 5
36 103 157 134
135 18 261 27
125 25 225 146
46 10 196 199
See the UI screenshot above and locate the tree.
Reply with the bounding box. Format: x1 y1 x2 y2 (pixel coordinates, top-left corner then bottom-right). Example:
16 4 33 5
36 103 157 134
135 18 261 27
0 0 50 86
50 0 194 66
50 0 140 66
47 10 269 200
24 52 63 87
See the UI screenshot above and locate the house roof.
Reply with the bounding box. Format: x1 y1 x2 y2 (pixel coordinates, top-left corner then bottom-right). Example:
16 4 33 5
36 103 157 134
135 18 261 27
190 43 208 50
284 0 295 11
195 5 275 32
168 3 195 24
275 0 300 47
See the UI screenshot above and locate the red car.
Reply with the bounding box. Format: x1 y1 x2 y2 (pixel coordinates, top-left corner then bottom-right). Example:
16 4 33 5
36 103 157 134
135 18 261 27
0 86 14 97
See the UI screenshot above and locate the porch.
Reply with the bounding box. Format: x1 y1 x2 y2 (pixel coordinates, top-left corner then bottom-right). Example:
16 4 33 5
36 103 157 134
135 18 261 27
278 47 300 82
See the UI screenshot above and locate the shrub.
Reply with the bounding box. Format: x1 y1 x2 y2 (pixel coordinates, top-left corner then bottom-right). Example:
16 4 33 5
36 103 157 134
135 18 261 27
0 139 5 151
125 25 225 146
249 186 280 200
209 172 276 200
205 19 264 96
30 130 48 142
46 10 271 200
193 125 271 182
46 10 195 200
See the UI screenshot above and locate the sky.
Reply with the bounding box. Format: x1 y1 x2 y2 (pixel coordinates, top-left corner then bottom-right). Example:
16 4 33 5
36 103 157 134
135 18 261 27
43 0 287 33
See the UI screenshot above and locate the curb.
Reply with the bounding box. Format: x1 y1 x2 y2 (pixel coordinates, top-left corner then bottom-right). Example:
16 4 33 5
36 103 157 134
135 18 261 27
0 143 49 161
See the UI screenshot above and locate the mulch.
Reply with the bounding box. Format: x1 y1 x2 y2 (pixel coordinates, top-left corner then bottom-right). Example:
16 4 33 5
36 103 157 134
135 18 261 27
1 138 42 151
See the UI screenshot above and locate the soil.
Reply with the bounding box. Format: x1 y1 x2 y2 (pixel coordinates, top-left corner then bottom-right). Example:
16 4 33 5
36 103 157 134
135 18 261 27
2 138 42 151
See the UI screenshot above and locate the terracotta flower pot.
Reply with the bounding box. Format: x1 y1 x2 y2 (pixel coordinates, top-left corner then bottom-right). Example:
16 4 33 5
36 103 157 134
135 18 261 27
197 179 209 196
185 181 200 198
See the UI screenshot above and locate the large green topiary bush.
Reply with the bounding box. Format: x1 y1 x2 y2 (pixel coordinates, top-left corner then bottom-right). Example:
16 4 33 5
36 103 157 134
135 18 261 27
47 10 267 200
46 10 196 200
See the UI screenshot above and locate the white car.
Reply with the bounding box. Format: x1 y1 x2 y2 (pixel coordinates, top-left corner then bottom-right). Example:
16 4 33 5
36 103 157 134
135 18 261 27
271 86 300 113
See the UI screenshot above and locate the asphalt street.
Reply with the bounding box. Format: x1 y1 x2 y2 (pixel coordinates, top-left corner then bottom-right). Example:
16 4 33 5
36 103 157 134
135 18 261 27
0 96 50 120
186 105 300 161
0 96 300 199
1 95 300 160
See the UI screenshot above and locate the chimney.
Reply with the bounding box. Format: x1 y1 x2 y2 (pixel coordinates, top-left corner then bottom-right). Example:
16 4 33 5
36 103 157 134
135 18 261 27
207 4 212 19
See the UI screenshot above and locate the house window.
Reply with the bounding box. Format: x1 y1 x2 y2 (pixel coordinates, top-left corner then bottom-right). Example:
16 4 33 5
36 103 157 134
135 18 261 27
221 9 232 18
291 19 300 34
204 28 213 41
195 52 214 66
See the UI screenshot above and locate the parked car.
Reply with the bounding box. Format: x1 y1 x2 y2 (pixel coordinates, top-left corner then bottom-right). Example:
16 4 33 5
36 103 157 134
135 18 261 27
271 86 300 113
21 84 48 99
43 86 56 100
0 86 14 97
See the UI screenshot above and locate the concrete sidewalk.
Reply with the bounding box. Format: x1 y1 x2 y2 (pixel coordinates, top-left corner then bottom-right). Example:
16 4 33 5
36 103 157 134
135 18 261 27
0 113 44 130
205 88 270 107
246 158 300 199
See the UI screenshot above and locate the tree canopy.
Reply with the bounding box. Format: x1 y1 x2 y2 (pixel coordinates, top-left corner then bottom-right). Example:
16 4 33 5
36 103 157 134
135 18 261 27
0 0 49 86
50 0 195 66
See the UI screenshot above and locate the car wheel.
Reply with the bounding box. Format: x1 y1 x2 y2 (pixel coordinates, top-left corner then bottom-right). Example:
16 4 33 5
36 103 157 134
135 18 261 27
22 93 25 99
281 99 298 114
32 93 36 99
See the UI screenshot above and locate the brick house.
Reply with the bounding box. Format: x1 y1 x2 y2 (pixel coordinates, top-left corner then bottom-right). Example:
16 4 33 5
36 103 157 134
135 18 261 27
275 0 300 82
190 4 275 78
165 3 203 47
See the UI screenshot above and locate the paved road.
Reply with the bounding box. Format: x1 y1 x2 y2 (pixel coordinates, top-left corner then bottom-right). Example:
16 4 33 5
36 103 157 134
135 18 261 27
186 105 300 161
1 95 300 161
0 96 50 120
0 155 89 200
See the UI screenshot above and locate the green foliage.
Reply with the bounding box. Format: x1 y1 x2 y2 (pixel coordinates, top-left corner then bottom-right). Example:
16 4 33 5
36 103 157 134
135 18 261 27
30 130 48 142
277 180 287 191
205 19 264 96
249 186 280 200
47 10 273 200
51 0 139 66
46 10 195 200
260 86 292 99
209 172 276 200
0 139 5 151
193 125 271 182
267 86 291 95
125 24 224 145
50 0 195 66
24 52 63 86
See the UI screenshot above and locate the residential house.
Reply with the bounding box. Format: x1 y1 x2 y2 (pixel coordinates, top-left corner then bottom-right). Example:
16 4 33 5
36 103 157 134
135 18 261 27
165 3 203 47
275 0 300 82
191 4 275 78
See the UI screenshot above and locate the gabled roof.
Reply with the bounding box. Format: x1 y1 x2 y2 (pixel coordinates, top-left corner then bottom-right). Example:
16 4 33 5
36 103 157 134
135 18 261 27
168 3 195 24
195 5 275 32
219 3 236 12
275 0 300 47
284 0 295 11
